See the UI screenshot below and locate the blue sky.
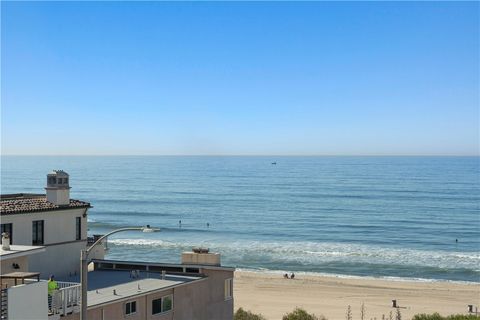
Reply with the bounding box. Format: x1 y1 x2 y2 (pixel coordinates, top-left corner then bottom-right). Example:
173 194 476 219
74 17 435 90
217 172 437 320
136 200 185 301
1 1 479 155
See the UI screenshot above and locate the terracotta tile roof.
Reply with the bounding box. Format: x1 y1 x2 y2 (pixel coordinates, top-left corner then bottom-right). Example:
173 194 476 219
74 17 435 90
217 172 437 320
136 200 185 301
1 193 91 215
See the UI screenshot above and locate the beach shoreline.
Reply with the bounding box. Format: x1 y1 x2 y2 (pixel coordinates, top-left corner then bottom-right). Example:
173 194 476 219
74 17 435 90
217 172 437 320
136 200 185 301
234 270 480 320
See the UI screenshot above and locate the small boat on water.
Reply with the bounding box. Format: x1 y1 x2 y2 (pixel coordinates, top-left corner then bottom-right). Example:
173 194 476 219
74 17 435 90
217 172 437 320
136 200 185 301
271 162 277 165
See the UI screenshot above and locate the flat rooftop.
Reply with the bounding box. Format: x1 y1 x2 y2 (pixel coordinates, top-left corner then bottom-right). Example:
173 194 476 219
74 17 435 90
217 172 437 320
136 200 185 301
0 245 46 259
61 270 204 307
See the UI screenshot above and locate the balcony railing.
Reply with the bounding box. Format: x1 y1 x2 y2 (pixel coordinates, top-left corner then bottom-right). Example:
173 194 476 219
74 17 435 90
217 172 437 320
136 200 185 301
48 281 81 318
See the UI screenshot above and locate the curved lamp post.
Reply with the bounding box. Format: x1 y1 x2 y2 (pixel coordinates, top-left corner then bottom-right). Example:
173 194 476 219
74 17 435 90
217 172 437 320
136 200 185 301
80 226 158 320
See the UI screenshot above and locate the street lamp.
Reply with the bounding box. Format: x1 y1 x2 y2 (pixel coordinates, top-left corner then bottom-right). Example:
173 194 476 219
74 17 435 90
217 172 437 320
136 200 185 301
80 226 158 320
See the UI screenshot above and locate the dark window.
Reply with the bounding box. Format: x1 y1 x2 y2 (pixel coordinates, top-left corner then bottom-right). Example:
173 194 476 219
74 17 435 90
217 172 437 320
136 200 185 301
65 178 68 184
152 296 173 315
76 217 81 240
152 298 162 315
125 301 136 315
32 220 44 245
1 223 13 244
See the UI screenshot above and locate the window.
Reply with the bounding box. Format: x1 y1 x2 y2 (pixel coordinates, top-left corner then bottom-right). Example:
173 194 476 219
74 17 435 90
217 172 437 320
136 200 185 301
32 220 44 245
224 278 233 300
152 295 173 315
125 301 137 315
76 217 81 240
1 223 13 244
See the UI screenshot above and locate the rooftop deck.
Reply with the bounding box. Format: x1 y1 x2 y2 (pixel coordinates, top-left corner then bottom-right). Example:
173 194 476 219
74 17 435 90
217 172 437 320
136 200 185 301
0 245 46 259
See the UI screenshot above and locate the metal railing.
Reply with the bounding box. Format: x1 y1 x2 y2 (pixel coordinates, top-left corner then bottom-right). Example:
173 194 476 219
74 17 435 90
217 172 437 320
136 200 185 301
1 289 7 320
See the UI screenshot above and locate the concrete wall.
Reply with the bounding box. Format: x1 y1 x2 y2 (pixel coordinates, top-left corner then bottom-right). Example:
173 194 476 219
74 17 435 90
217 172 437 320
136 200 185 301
1 208 89 278
1 255 28 274
201 269 234 320
29 241 86 278
7 281 48 320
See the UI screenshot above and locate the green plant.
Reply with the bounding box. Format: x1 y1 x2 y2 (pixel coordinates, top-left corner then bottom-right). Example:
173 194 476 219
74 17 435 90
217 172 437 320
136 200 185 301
234 307 267 320
282 307 326 320
412 313 480 320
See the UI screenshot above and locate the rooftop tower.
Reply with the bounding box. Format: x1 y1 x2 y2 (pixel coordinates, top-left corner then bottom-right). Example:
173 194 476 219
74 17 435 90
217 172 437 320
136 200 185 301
45 170 71 205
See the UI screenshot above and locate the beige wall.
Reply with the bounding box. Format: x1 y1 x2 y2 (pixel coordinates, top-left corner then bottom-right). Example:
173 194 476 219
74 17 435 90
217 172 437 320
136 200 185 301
1 208 89 278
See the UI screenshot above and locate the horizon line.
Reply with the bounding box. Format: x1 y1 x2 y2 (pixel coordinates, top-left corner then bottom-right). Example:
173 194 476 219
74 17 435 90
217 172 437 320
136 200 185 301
1 154 479 157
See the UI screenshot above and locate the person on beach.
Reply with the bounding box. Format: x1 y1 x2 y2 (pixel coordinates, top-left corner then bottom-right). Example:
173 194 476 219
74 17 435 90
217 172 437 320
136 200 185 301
290 273 295 279
284 273 289 279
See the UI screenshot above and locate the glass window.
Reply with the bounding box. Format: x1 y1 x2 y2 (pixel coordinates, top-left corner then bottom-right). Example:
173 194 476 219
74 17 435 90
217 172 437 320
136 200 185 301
125 301 136 315
162 295 172 312
152 295 173 315
1 223 13 244
76 217 81 240
32 220 44 245
152 298 162 315
224 278 233 300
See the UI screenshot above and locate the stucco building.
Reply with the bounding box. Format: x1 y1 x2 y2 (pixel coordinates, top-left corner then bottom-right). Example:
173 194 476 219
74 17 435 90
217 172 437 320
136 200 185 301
1 170 90 278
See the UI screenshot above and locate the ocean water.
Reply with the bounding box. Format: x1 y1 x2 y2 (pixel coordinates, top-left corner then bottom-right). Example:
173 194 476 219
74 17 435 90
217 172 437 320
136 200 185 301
1 156 479 282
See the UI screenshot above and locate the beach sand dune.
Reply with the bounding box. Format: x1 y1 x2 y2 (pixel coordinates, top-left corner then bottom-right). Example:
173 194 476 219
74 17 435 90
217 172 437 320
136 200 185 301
234 271 480 320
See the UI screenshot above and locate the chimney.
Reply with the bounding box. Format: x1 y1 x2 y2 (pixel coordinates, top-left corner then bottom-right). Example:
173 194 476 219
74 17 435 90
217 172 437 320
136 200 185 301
45 170 71 206
2 232 11 251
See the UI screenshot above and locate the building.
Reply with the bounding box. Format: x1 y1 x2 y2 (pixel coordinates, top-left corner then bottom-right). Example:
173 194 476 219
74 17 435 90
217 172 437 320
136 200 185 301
60 255 234 320
1 171 235 320
1 170 91 278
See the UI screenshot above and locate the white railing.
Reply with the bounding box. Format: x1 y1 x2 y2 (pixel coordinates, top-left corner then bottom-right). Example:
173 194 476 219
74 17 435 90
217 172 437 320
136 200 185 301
48 281 81 317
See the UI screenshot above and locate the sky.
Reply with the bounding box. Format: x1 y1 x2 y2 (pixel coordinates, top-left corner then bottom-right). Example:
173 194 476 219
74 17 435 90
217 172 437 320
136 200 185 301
1 1 479 156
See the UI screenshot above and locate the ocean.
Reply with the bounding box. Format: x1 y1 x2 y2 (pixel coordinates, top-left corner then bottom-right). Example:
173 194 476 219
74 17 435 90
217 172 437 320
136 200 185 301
1 156 479 282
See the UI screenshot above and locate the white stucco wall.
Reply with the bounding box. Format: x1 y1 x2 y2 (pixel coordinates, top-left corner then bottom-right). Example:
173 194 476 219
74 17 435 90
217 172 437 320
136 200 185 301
1 208 88 245
1 208 89 278
29 241 87 278
7 281 48 320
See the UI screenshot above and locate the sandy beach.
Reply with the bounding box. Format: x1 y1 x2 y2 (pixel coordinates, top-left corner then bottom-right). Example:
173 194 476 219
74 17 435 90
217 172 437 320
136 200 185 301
234 271 480 320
